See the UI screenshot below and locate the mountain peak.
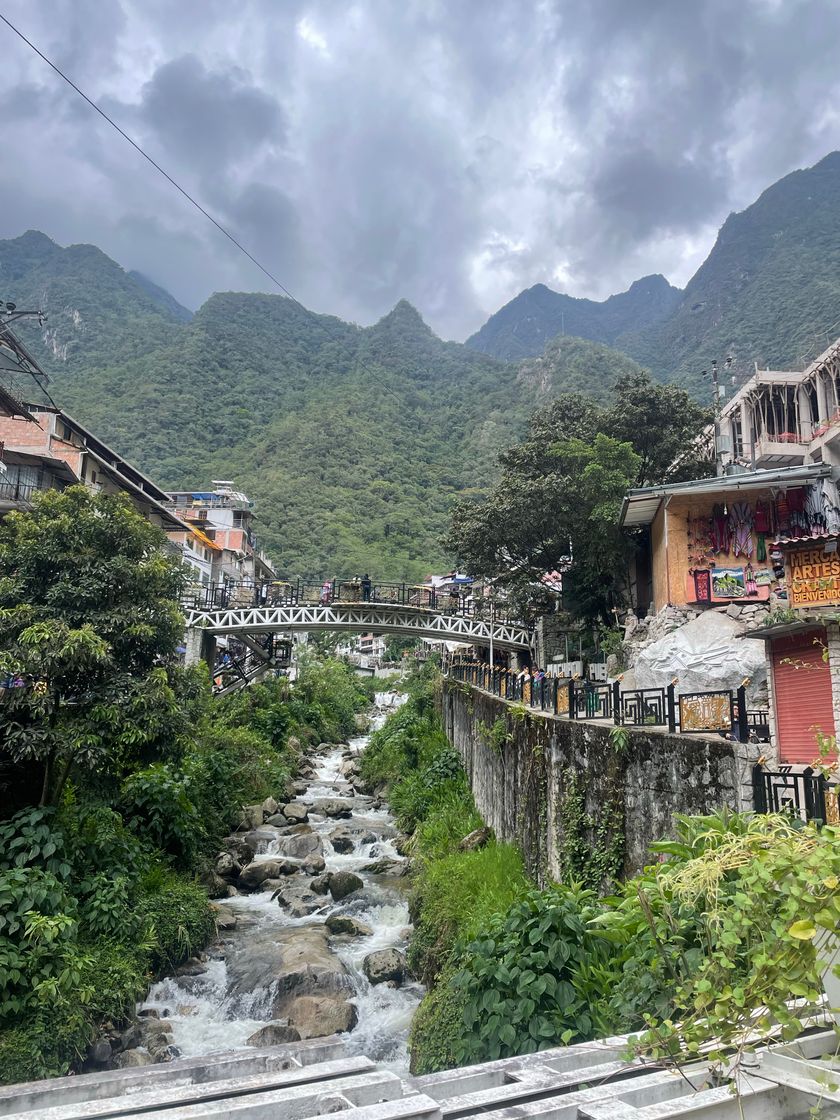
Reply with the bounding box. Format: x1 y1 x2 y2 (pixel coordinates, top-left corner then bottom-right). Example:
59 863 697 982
373 299 434 335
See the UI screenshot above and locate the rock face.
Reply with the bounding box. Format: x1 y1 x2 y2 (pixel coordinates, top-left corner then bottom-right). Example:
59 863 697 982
363 949 405 986
225 927 353 1021
286 995 358 1039
328 871 363 901
630 608 768 704
246 1021 301 1046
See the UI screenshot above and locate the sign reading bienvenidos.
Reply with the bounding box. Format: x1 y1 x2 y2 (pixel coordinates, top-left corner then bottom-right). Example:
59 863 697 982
786 543 840 607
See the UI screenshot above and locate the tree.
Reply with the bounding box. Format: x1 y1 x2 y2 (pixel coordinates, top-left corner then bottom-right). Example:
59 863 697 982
0 487 187 807
602 372 713 486
445 435 640 621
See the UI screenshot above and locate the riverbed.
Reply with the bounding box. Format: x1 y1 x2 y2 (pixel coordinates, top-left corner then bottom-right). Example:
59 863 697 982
141 695 423 1072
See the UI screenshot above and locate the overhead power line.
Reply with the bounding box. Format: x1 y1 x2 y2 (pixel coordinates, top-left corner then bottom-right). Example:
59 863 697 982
0 10 304 307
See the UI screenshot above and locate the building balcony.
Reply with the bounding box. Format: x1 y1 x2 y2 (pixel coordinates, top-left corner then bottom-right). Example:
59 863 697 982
753 433 810 467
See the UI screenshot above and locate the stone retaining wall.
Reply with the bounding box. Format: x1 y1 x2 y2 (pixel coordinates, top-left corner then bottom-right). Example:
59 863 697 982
439 678 759 883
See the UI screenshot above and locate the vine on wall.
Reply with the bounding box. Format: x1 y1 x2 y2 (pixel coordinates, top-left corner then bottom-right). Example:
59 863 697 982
557 729 627 893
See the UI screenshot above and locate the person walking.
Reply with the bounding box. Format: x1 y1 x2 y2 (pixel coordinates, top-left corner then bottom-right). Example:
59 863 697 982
361 573 372 602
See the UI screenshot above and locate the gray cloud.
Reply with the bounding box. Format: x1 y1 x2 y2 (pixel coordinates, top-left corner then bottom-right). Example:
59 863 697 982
0 0 838 338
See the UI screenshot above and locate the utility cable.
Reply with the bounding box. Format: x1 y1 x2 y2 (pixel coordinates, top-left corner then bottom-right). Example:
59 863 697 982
0 10 304 308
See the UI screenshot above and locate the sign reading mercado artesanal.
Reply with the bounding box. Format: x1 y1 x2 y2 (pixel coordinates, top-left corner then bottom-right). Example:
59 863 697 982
786 543 840 607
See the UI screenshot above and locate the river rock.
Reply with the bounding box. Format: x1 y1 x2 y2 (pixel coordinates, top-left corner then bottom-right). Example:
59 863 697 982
199 869 230 899
238 804 265 831
213 908 237 932
363 949 405 986
329 830 355 853
87 1038 112 1065
312 799 353 819
215 852 241 880
310 872 333 895
328 871 363 901
265 813 288 827
225 927 352 1020
325 914 373 937
221 835 256 865
286 995 358 1039
118 1023 142 1051
292 779 310 795
459 826 493 851
246 1022 302 1047
275 832 323 860
360 858 402 875
115 1050 153 1068
302 854 326 875
261 796 279 818
284 802 309 822
238 859 300 890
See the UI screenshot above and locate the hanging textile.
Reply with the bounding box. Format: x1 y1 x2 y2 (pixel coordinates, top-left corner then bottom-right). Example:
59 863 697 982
756 534 767 563
805 484 827 536
754 500 771 534
693 569 711 603
745 564 758 596
711 503 731 553
775 492 792 535
730 501 754 558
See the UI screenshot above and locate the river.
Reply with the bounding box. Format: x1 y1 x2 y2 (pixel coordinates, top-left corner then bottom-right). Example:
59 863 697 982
140 694 423 1073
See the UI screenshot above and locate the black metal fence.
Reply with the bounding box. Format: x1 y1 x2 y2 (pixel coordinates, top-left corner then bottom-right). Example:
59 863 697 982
446 661 768 740
753 764 839 825
183 578 526 625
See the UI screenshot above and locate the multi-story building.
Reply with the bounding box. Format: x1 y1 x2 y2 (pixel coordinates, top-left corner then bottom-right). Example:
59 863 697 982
165 481 275 596
719 337 840 470
0 405 184 530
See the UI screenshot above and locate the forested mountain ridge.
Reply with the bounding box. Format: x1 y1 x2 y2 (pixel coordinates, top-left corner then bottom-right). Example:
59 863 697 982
471 152 840 393
0 231 651 578
618 152 840 390
466 274 682 361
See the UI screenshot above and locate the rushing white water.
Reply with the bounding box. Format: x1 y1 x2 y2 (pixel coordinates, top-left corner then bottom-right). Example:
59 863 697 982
142 692 422 1072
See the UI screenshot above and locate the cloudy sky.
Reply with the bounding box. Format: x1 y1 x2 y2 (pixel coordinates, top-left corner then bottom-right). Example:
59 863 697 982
1 0 839 339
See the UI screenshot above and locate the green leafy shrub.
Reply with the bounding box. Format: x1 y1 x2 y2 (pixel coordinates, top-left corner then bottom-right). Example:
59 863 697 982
453 885 616 1062
121 763 204 865
137 868 215 974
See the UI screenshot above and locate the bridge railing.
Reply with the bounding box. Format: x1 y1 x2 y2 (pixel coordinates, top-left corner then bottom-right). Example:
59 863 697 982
446 661 770 740
182 578 528 625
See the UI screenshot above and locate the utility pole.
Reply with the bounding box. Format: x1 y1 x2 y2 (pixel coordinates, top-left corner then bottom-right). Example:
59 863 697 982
702 357 733 477
488 584 494 677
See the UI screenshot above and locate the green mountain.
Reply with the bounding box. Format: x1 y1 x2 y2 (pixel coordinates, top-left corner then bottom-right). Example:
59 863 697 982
127 271 193 323
618 152 840 391
516 335 649 403
465 274 682 361
470 152 840 396
0 232 647 580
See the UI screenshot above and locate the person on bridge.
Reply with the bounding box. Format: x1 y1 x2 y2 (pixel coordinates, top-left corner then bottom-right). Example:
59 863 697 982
320 580 332 605
361 574 372 601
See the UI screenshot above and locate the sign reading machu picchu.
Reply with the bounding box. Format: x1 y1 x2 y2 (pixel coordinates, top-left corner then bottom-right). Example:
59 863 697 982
786 543 840 607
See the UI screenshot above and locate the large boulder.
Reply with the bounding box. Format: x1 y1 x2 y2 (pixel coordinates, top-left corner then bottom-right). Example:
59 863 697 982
459 826 493 851
329 829 355 854
238 804 265 831
274 832 323 861
226 928 352 1020
311 799 353 819
238 859 299 890
362 949 405 986
246 1021 301 1046
325 914 373 937
286 995 358 1039
631 609 767 705
310 872 333 895
215 852 241 881
328 871 363 901
261 796 279 818
302 854 326 875
284 802 310 823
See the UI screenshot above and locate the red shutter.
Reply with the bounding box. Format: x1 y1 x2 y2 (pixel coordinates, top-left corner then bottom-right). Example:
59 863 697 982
771 628 835 764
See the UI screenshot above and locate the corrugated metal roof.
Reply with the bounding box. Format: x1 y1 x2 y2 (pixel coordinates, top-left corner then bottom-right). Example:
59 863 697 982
619 464 833 528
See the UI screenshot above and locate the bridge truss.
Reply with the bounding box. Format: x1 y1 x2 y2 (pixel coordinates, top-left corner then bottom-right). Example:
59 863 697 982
185 601 532 653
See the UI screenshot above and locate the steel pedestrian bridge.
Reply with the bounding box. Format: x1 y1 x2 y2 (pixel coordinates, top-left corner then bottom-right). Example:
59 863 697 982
183 578 532 654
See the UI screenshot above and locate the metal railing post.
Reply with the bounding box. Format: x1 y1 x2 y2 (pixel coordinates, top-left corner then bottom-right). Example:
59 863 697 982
667 683 677 734
567 680 575 720
752 763 767 813
612 680 622 725
736 685 749 743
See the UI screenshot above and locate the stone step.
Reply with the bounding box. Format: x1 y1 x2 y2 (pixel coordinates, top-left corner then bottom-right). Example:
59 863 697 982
2 1067 410 1120
4 1058 379 1120
0 1037 344 1116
